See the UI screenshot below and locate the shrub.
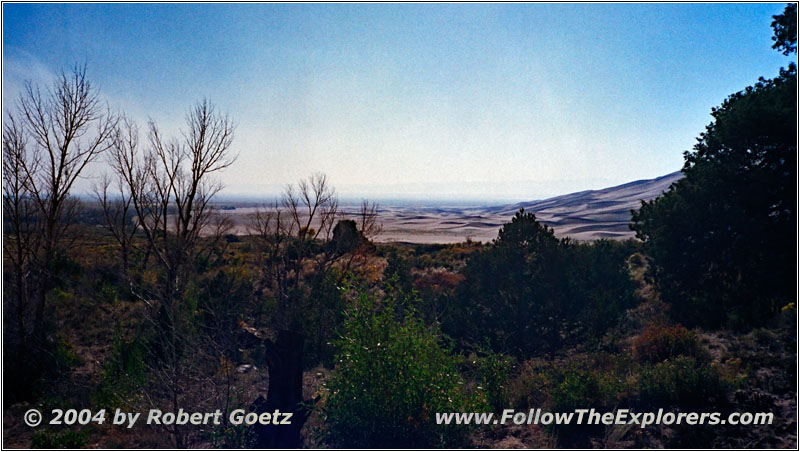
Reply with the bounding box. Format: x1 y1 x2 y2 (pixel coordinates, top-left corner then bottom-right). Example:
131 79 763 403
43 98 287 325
322 290 483 448
632 324 699 363
637 356 731 410
384 248 413 294
95 326 146 408
508 360 552 410
549 364 628 447
96 279 119 304
31 429 89 448
551 365 625 413
473 353 514 412
301 270 346 368
414 267 464 324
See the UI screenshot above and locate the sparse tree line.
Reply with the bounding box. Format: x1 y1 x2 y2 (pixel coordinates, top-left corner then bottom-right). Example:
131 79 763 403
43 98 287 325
2 4 796 448
1 65 382 446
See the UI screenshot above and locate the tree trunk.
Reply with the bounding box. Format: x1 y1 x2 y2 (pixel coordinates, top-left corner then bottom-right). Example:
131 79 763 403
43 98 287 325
32 266 51 347
254 329 306 448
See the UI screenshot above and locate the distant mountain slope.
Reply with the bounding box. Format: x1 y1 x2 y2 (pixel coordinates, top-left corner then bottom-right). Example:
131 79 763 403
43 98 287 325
225 172 685 243
369 171 684 243
492 171 684 240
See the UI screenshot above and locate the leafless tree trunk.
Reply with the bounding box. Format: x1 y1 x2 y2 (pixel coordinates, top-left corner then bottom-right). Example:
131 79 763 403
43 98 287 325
250 173 339 328
249 174 383 448
247 174 339 447
95 175 137 280
357 199 382 240
109 99 236 447
94 117 143 280
3 64 116 354
2 116 38 366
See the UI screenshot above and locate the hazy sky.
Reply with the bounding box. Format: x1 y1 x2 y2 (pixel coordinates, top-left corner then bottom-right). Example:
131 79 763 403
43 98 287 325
2 3 791 201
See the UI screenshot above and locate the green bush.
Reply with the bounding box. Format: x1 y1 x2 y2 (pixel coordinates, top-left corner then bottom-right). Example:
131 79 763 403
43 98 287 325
301 270 346 368
31 429 89 448
548 363 628 447
95 326 146 408
384 248 414 294
637 356 731 410
474 353 514 412
96 279 119 304
322 290 483 448
551 365 625 413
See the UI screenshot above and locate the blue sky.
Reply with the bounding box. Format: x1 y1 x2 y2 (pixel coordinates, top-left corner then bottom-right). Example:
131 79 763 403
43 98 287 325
2 3 792 201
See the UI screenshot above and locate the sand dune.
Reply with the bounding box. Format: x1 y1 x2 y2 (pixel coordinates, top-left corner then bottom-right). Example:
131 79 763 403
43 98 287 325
221 172 683 244
372 172 683 243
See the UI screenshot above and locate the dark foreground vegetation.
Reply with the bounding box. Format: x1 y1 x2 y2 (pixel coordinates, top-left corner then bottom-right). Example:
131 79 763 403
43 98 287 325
3 5 797 449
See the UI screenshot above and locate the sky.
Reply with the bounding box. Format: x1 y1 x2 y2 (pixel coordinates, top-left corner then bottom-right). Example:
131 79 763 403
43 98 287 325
2 3 793 202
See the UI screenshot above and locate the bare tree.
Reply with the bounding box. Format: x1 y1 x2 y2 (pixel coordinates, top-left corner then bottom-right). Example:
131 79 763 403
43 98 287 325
94 168 138 280
2 115 39 367
357 198 382 240
109 99 236 447
247 174 338 447
3 64 116 353
248 173 383 448
253 173 338 323
116 101 235 294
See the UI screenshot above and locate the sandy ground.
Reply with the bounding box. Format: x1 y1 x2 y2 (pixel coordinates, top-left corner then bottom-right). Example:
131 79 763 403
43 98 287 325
223 172 683 244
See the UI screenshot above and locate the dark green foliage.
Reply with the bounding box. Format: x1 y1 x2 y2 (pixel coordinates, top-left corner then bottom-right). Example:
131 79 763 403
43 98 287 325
301 270 346 368
31 429 89 449
384 247 414 294
322 290 482 448
95 279 119 305
630 19 797 329
96 326 146 408
196 266 254 358
771 3 797 55
449 210 566 356
449 210 637 357
395 241 484 271
637 356 731 411
547 359 630 447
631 66 797 328
566 239 639 339
47 251 84 292
474 352 514 412
551 366 625 413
